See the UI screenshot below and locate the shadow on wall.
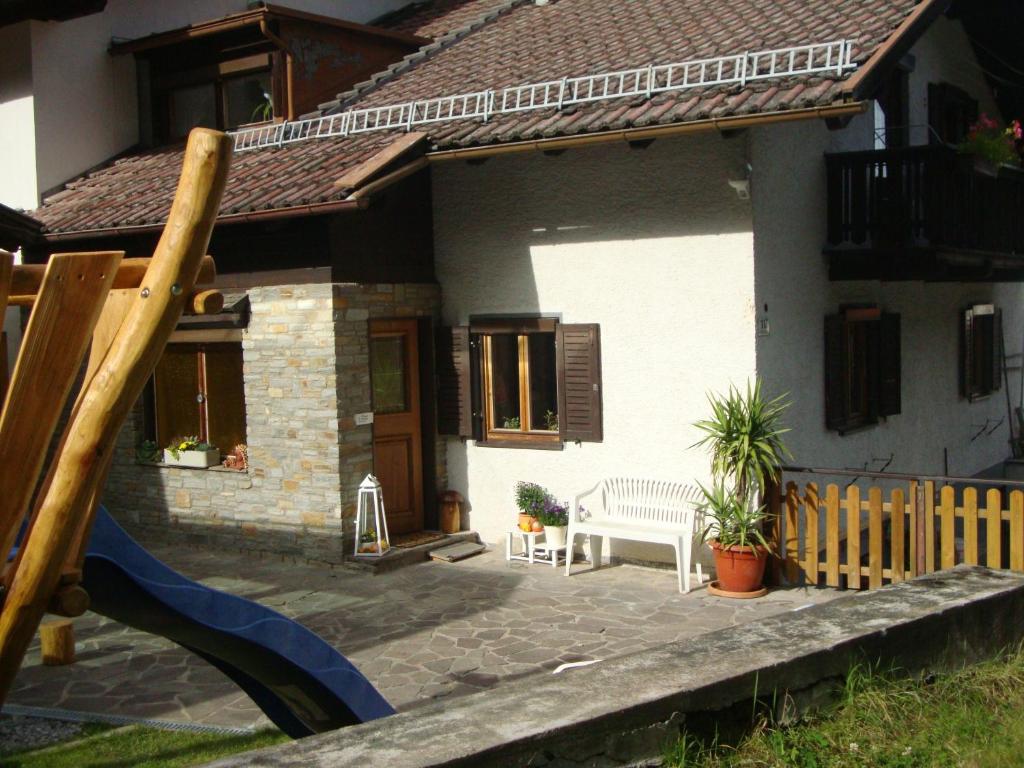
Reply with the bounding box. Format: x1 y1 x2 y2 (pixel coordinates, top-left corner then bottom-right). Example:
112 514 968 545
432 132 757 538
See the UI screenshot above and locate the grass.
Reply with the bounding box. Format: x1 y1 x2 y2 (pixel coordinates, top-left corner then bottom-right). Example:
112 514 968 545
665 646 1024 768
0 723 288 768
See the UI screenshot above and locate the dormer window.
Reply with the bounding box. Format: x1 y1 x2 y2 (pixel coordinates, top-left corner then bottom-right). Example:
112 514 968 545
160 57 273 141
110 5 424 147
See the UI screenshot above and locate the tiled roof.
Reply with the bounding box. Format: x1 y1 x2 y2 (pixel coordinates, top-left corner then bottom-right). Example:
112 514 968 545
32 132 397 234
324 0 925 150
377 0 512 40
34 0 930 234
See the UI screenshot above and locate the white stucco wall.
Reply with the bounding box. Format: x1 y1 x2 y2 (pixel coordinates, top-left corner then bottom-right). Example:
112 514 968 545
751 19 1023 483
0 23 38 210
433 134 757 552
6 0 409 207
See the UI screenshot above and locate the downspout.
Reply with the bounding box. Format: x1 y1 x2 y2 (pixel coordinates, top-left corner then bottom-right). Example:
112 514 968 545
259 19 295 121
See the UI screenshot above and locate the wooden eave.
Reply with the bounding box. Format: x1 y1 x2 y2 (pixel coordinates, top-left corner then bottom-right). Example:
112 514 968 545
109 6 427 57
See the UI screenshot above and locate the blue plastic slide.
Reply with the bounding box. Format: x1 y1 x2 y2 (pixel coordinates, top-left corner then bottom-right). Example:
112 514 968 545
75 507 394 737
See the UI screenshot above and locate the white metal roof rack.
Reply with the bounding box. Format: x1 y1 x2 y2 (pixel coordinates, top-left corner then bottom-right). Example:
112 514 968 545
231 39 856 152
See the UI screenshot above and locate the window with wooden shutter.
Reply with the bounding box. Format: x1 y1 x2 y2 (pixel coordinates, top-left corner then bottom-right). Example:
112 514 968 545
824 308 900 433
928 82 978 146
437 319 603 447
435 326 473 438
557 324 602 443
962 305 1001 400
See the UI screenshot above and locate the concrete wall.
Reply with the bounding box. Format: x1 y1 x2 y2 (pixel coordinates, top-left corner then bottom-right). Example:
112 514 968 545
0 23 38 210
432 133 756 549
102 282 442 564
751 19 1024 482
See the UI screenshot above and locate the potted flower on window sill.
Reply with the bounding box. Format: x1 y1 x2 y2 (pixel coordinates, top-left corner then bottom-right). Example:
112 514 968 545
537 498 569 548
515 481 548 532
164 436 220 468
693 379 790 597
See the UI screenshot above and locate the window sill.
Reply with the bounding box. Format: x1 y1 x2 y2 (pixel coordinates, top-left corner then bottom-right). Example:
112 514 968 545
136 460 248 474
474 439 564 451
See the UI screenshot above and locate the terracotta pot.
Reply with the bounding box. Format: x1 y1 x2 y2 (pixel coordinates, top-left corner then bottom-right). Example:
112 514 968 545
518 513 537 532
711 541 769 593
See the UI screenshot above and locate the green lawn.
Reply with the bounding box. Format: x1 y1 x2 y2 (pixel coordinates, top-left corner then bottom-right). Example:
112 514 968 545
0 723 288 768
666 647 1024 768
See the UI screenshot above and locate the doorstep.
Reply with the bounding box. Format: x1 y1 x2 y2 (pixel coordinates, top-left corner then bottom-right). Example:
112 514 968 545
343 531 481 575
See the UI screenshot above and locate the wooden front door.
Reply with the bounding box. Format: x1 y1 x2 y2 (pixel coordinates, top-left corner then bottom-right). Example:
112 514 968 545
369 319 424 535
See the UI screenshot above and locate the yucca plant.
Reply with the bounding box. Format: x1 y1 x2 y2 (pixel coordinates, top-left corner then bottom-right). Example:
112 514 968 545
692 379 791 503
697 479 769 549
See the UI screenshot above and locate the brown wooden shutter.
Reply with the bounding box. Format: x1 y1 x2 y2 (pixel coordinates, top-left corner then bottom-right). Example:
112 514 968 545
824 314 846 430
557 324 602 442
878 313 901 416
436 326 472 437
993 308 1003 393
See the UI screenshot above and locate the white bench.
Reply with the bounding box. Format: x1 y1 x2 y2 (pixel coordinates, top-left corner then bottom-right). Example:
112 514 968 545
564 478 705 593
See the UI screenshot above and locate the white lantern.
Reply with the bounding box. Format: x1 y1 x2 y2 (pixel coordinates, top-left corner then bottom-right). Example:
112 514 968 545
354 474 390 557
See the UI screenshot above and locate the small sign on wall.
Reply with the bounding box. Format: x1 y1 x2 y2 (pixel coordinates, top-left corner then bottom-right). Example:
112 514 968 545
354 412 374 426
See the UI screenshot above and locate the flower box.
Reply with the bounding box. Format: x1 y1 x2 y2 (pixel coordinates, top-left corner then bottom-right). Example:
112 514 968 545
163 448 220 468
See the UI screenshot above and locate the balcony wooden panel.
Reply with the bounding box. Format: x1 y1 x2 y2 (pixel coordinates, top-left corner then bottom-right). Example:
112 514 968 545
825 145 1024 281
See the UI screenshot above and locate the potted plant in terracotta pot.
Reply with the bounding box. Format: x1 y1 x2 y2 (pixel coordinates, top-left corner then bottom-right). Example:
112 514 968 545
693 379 790 597
515 481 548 532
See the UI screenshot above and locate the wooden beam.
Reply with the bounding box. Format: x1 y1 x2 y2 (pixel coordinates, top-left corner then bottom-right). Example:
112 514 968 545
8 255 215 306
0 128 231 705
0 251 122 575
333 132 426 191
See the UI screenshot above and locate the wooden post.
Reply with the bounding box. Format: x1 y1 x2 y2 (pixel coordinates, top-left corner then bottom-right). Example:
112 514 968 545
963 487 978 566
825 484 840 587
846 485 861 589
940 485 956 569
891 488 905 583
1011 490 1024 573
925 481 936 574
784 482 800 584
39 620 75 666
765 479 782 586
868 487 883 589
986 488 1003 570
804 483 819 587
0 129 231 706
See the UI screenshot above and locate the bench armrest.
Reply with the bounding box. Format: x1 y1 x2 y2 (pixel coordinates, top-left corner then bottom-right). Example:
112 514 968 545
572 482 602 523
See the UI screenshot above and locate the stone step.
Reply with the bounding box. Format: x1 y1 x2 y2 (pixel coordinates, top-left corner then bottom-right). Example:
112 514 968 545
343 531 481 575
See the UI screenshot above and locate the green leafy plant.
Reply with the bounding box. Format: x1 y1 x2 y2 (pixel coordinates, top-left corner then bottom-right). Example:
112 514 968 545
502 416 521 429
135 440 161 464
250 93 273 123
698 478 770 549
514 481 548 516
692 379 791 502
166 435 216 460
543 410 559 431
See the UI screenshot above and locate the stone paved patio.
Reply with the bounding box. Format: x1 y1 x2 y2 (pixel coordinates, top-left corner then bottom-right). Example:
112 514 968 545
8 540 840 730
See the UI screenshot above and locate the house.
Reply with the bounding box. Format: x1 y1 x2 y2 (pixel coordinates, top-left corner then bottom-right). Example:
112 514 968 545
16 0 1024 567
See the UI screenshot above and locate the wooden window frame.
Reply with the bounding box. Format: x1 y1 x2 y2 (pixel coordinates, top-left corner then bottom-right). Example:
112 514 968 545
480 332 560 446
155 55 274 143
145 341 247 456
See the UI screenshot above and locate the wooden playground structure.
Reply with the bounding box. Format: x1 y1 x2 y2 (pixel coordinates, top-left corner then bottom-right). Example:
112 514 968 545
0 128 232 706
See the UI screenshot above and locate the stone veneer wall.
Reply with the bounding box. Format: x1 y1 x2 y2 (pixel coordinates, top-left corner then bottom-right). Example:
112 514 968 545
103 282 443 565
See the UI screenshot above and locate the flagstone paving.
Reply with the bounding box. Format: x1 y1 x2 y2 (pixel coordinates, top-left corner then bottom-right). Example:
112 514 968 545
8 542 841 730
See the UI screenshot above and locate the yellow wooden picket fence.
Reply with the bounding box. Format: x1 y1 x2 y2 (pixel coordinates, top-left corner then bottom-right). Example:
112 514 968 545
766 478 1024 590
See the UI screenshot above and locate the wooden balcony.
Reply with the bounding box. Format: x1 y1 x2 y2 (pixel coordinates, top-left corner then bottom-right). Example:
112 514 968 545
825 145 1024 281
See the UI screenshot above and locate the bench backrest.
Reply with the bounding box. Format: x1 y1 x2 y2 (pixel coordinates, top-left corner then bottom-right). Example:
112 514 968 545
594 478 702 530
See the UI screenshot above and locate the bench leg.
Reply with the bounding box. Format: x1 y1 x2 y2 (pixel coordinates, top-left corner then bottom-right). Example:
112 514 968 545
674 537 690 594
564 530 576 576
589 535 603 572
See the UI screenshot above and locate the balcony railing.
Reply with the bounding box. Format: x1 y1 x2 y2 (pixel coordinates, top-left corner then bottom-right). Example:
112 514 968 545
825 145 1024 257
